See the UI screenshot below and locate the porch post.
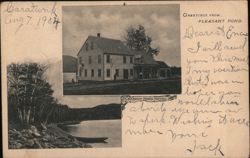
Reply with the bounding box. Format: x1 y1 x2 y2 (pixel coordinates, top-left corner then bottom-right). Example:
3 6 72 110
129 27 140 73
142 67 144 79
150 67 153 79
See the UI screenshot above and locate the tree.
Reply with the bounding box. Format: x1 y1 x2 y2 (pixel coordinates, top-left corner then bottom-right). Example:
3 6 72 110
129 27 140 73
124 25 159 56
7 63 55 125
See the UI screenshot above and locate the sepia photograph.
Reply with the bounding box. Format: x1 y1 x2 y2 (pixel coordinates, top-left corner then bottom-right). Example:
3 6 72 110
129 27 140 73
62 4 181 95
7 62 122 149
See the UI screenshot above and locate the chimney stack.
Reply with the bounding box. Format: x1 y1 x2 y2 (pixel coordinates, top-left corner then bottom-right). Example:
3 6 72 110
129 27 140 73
97 33 101 37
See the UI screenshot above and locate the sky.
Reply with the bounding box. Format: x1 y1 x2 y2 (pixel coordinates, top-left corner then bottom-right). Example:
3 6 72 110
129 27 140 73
62 4 180 67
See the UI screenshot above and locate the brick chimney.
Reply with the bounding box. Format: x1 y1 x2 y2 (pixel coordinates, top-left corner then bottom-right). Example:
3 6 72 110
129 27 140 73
97 33 101 37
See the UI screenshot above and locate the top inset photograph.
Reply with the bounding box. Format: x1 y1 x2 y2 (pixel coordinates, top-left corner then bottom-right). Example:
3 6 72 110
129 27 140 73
62 4 181 95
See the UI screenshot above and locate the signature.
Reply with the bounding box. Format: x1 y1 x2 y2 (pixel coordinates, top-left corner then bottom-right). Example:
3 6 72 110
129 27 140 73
186 138 224 156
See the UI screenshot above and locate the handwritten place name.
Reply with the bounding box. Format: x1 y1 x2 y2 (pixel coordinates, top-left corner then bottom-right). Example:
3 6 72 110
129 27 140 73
3 2 61 34
5 2 57 15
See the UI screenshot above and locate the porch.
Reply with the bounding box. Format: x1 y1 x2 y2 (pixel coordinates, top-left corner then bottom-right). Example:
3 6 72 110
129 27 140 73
134 65 158 80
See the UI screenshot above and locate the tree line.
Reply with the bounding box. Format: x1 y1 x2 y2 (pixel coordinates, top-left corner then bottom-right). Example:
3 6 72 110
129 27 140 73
7 63 121 127
8 63 55 125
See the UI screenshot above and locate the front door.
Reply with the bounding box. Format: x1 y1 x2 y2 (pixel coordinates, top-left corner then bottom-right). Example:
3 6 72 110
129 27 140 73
123 69 128 79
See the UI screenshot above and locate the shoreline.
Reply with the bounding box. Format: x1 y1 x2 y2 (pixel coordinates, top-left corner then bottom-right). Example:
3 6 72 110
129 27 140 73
57 119 121 126
8 119 121 149
56 123 109 144
8 123 92 149
57 121 81 126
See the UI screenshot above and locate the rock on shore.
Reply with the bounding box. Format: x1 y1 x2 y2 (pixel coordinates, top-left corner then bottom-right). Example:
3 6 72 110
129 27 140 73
8 123 92 149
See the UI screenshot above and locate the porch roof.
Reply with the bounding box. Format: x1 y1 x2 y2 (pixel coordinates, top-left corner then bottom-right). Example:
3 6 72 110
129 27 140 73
156 61 170 68
133 51 158 65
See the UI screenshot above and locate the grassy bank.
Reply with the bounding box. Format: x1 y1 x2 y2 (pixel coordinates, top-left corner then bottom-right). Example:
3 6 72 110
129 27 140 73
64 78 181 95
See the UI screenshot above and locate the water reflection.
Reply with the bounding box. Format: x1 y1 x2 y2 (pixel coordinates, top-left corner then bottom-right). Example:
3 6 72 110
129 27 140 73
60 119 121 147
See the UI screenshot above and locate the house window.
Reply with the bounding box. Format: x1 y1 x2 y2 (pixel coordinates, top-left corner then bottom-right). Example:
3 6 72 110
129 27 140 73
130 69 134 76
160 69 165 77
89 56 92 64
98 55 101 64
86 43 89 51
106 69 110 77
98 69 102 77
115 69 119 77
123 56 126 64
130 56 133 63
91 69 94 77
79 67 82 76
79 57 82 64
90 42 94 50
106 55 110 63
135 58 140 63
85 69 87 77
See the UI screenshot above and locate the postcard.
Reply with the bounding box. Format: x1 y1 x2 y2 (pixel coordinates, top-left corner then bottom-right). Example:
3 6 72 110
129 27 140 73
1 1 249 158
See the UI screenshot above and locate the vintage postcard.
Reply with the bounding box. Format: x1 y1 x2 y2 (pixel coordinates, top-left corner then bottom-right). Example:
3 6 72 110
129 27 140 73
1 1 249 158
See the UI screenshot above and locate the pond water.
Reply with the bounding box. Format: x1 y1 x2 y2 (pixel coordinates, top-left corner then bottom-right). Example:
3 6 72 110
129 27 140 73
61 119 121 147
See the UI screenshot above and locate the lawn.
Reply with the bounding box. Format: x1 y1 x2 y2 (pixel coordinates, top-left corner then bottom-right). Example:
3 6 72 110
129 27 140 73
63 79 181 95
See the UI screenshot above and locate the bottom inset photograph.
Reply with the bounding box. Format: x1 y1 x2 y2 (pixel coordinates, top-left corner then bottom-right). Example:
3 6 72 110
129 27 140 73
7 62 121 149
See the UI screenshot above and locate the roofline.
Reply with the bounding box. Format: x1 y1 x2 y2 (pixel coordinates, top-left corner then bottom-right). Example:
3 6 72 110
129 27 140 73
156 60 170 67
134 63 159 66
103 52 134 56
88 35 124 43
77 35 129 57
159 67 170 69
77 36 90 56
156 60 167 63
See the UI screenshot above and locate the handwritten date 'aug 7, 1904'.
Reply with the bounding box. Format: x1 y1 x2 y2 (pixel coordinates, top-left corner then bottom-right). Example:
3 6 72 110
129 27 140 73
3 2 61 34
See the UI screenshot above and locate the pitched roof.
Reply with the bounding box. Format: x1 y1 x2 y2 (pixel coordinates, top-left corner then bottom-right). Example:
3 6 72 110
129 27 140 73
156 61 170 68
134 51 158 65
78 35 164 66
86 35 134 55
63 55 77 73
